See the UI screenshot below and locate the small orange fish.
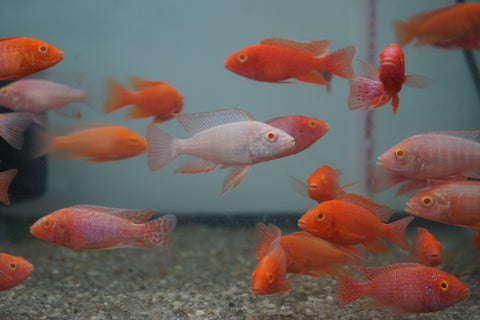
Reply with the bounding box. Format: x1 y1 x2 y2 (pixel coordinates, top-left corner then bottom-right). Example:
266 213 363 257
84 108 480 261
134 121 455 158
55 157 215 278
0 37 64 80
30 205 177 250
336 263 469 314
104 76 183 123
393 3 480 49
298 193 413 252
0 169 17 205
409 227 442 266
0 253 33 290
224 38 355 85
32 123 147 162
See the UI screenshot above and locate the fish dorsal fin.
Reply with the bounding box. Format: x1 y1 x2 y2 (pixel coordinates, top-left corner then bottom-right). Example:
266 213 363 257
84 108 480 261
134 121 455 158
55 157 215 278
70 205 155 223
426 129 480 143
334 193 393 221
175 108 253 136
128 76 166 90
357 262 423 280
407 4 458 25
261 38 330 56
255 223 281 260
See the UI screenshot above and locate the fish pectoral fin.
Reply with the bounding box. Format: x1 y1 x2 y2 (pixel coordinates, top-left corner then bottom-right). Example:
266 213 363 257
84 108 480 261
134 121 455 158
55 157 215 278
174 157 218 174
221 165 252 194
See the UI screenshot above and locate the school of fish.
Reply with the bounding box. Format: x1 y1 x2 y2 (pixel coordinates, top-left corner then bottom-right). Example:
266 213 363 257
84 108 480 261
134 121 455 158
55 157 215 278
0 2 479 316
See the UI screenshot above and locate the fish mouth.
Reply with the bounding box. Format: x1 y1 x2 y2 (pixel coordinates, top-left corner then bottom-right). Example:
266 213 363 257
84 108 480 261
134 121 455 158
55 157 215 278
459 287 470 301
252 287 263 295
376 156 386 168
26 264 34 275
404 201 415 215
297 219 307 229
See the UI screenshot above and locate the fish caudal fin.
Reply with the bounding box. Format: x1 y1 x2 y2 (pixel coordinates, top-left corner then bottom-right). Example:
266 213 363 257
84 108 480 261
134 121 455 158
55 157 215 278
392 20 417 47
0 113 36 150
335 273 361 306
317 46 355 79
143 214 177 249
103 78 131 114
146 123 178 171
388 216 415 250
347 76 385 111
0 169 17 205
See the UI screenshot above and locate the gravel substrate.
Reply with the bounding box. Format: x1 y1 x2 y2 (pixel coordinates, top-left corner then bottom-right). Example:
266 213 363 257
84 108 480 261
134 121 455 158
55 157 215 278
0 224 478 320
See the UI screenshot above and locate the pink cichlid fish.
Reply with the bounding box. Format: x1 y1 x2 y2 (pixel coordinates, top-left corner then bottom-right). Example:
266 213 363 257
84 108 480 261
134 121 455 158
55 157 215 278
0 253 34 290
0 79 93 119
146 108 295 194
30 205 177 250
377 129 480 180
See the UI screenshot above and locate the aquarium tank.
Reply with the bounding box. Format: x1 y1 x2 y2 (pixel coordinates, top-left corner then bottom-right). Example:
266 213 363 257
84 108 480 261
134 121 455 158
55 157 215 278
0 0 478 319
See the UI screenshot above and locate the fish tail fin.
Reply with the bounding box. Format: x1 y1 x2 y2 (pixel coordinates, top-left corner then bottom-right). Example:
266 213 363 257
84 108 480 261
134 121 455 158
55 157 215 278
388 216 415 250
143 214 177 249
392 20 416 47
317 46 355 78
335 273 361 306
347 76 384 111
103 78 131 113
0 113 36 150
146 123 178 171
0 169 17 205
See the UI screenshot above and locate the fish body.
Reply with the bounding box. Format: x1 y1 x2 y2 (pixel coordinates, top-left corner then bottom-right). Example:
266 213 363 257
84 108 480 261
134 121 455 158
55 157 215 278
30 205 176 250
298 193 412 252
410 227 442 266
104 76 183 123
0 37 64 80
336 263 469 314
0 253 34 290
378 130 480 181
224 38 354 85
348 43 432 114
405 181 480 228
393 3 480 49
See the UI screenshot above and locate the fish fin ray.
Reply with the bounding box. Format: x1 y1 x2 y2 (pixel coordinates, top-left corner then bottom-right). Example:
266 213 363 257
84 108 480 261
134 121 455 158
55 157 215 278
388 216 415 250
143 214 177 249
316 46 355 78
260 38 330 56
0 112 35 150
222 165 252 194
347 76 384 111
174 157 218 174
335 193 394 221
146 123 178 171
104 78 131 113
335 273 361 306
254 222 281 260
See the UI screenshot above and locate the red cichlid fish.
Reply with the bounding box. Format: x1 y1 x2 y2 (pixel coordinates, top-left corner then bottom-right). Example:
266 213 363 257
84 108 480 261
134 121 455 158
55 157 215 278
336 263 469 314
0 37 64 80
377 130 480 181
146 108 295 194
393 3 480 49
298 193 413 252
405 181 480 228
32 123 147 162
0 168 17 205
30 205 176 250
104 76 183 123
409 227 442 266
224 38 355 86
0 253 34 290
348 43 433 114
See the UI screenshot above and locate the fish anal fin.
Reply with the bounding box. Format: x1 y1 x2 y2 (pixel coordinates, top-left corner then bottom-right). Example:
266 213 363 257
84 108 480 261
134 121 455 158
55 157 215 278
295 70 331 87
110 239 154 249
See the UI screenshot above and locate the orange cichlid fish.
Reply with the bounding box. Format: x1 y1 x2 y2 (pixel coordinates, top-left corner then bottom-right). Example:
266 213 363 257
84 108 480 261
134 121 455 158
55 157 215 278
224 38 355 86
348 43 433 114
335 263 469 314
405 181 480 228
0 253 33 290
409 227 442 267
0 37 64 80
393 3 480 49
0 168 17 205
104 76 183 123
30 205 177 250
298 193 413 252
32 123 147 162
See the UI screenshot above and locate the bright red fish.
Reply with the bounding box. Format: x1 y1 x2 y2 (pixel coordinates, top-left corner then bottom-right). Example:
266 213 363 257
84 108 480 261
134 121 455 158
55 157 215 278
393 3 480 49
224 38 355 86
0 37 63 80
336 263 469 314
348 43 432 114
298 193 413 252
409 227 442 266
0 253 33 290
104 76 183 123
30 205 176 250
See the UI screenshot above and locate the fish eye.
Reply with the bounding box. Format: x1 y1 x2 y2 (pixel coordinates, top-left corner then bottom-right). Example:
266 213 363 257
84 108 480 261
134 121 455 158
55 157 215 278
266 272 274 284
8 261 18 271
0 88 8 96
421 195 434 207
308 120 318 128
394 148 406 160
38 45 49 54
265 130 278 142
316 211 325 222
42 219 53 229
237 53 248 63
438 279 449 291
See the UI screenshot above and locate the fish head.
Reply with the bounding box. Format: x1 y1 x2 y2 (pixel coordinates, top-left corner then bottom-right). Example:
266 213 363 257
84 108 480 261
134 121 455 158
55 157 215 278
30 214 67 245
415 228 442 266
24 39 64 73
249 125 295 162
405 190 449 222
224 44 263 80
0 253 34 290
307 165 339 202
377 141 423 178
297 204 337 238
0 83 21 107
251 246 286 295
425 273 470 312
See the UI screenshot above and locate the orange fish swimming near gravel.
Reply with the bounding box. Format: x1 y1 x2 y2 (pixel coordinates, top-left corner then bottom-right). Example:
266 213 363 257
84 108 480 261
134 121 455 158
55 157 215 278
224 38 355 86
104 76 183 123
0 37 64 80
336 263 469 314
30 205 177 250
0 253 34 290
393 3 480 49
409 227 442 267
